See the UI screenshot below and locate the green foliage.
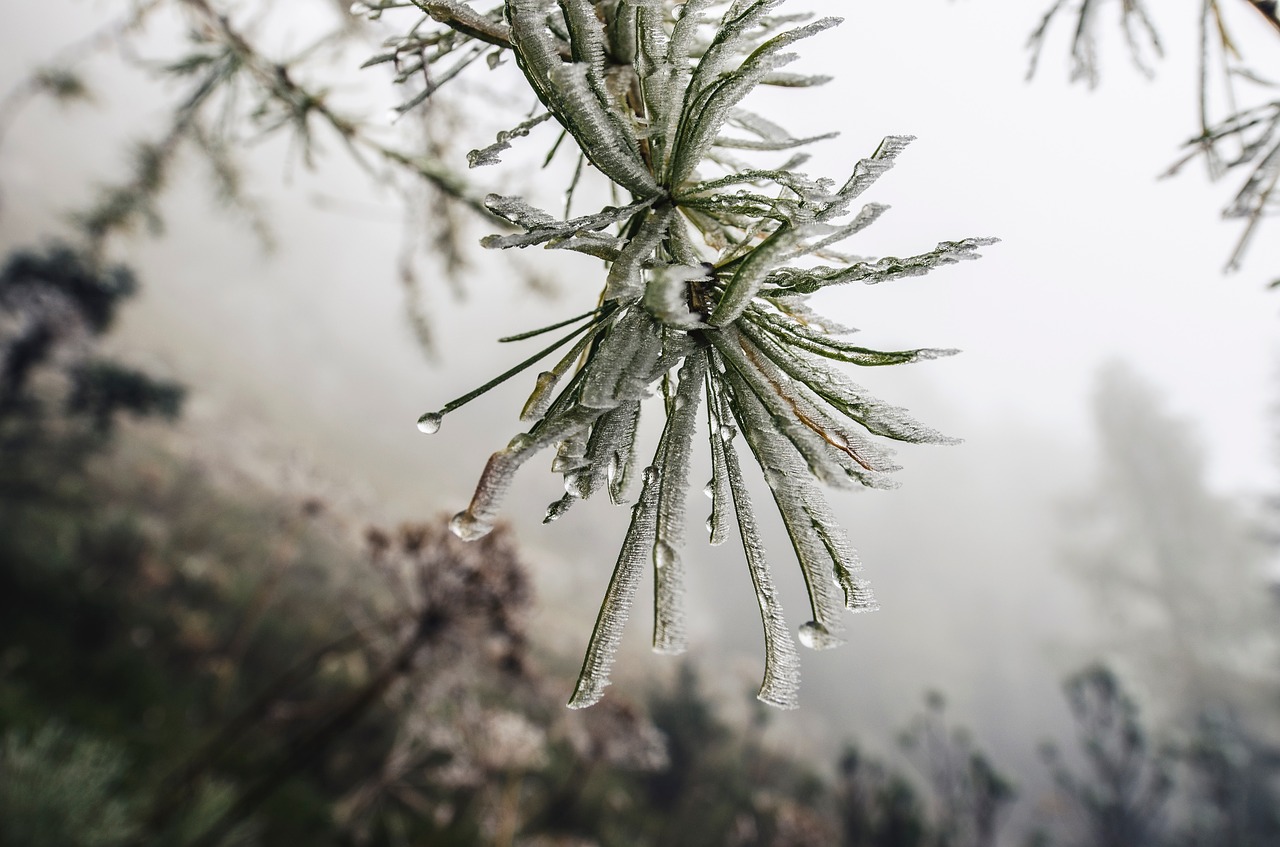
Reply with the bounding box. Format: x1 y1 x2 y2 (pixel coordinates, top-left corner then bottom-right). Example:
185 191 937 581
0 723 141 847
408 0 992 709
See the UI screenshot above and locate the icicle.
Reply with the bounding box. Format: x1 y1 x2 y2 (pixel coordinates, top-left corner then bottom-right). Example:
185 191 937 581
718 365 847 635
762 237 1000 294
722 426 801 709
482 195 655 250
704 365 733 547
651 350 708 655
580 307 664 409
607 400 642 504
605 206 672 304
568 461 663 708
468 111 555 167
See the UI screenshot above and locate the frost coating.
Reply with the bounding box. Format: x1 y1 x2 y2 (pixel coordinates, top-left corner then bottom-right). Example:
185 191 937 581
410 0 993 708
651 352 708 654
723 424 801 709
568 462 663 708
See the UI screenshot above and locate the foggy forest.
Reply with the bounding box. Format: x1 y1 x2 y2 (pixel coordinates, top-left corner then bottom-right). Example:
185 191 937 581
1 1 1279 845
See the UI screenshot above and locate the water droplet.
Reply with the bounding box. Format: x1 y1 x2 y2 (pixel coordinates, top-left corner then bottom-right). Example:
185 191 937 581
349 1 370 14
544 498 571 523
654 540 677 570
707 515 727 547
507 434 534 452
449 511 492 541
607 456 620 486
416 412 442 434
719 425 737 442
643 465 660 487
703 480 714 499
798 621 845 651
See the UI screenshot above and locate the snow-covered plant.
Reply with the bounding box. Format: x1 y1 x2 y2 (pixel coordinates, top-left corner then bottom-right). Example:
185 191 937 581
407 0 994 708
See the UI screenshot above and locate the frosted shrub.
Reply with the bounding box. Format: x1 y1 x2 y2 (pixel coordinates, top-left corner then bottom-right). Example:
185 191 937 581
401 0 994 708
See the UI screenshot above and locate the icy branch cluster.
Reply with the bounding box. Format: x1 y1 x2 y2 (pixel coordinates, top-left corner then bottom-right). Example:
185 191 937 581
405 0 995 708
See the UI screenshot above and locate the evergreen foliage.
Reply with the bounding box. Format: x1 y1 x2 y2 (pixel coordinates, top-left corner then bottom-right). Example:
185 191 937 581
405 0 993 709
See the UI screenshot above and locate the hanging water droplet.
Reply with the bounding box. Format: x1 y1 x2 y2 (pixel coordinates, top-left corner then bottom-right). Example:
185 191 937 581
449 510 492 541
654 540 677 570
798 620 845 651
643 465 660 487
719 425 737 442
708 515 727 547
544 498 571 523
416 412 442 434
703 479 714 499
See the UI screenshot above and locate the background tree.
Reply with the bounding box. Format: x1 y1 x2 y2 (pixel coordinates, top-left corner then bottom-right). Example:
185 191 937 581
1029 0 1280 277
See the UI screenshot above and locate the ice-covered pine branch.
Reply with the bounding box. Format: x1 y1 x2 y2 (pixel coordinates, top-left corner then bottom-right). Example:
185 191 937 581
394 0 995 709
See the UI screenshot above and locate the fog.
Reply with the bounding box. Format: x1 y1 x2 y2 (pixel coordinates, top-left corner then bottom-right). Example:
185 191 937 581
3 0 1278 839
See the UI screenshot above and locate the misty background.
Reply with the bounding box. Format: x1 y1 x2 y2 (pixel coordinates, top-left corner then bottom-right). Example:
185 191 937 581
2 0 1278 841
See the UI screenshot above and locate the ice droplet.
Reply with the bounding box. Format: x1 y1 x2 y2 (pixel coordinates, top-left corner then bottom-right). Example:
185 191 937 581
643 465 660 487
706 515 726 545
719 425 737 442
797 620 845 651
544 498 571 523
654 540 677 570
703 480 714 498
416 412 442 434
449 510 493 541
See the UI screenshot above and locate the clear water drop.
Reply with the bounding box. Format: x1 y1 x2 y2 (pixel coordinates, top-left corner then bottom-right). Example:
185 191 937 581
719 425 737 442
703 480 714 499
544 498 571 523
643 465 660 487
564 472 586 498
797 620 845 651
416 412 442 434
349 1 371 14
654 540 677 570
449 510 492 541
